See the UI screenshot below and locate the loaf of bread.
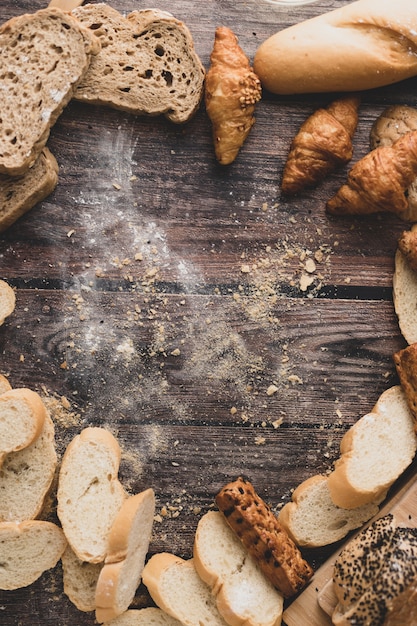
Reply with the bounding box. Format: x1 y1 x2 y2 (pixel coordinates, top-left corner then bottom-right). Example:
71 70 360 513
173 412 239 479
72 4 205 123
0 148 59 233
0 280 15 326
278 474 380 548
393 225 417 344
57 427 127 563
327 386 417 509
253 0 417 95
0 7 100 176
102 608 183 625
193 510 283 626
61 545 103 612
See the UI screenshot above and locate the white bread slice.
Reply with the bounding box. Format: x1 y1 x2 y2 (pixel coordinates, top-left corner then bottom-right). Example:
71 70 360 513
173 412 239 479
278 474 380 548
61 544 103 612
95 488 156 623
0 520 67 590
0 375 12 394
0 280 15 326
393 223 417 344
0 148 59 233
72 4 205 123
103 608 183 625
327 386 417 509
57 427 127 563
142 553 230 626
0 388 47 467
193 510 283 626
0 7 100 177
0 411 57 521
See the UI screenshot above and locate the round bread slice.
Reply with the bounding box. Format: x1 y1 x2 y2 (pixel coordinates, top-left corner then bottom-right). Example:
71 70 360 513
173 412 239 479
393 226 417 344
95 488 156 623
0 280 15 326
0 520 67 590
102 608 183 625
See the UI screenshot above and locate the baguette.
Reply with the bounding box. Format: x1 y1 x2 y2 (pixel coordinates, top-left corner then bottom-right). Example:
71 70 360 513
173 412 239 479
253 0 417 95
102 608 183 625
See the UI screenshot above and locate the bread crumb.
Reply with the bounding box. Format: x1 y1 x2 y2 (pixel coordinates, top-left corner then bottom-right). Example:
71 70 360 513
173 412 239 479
266 384 278 396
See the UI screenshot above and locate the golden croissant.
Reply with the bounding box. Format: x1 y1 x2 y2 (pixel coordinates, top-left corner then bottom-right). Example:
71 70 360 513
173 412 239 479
205 26 262 165
327 130 417 220
281 96 360 194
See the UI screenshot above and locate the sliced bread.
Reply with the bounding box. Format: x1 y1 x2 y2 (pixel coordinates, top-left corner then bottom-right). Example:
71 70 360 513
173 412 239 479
193 510 283 626
327 386 417 509
0 519 67 590
0 147 59 233
0 280 15 326
61 545 103 612
0 375 12 394
393 223 417 344
278 474 381 548
103 608 183 625
0 411 57 521
0 387 47 467
95 488 156 623
142 553 229 626
0 7 100 176
57 427 127 563
72 4 205 123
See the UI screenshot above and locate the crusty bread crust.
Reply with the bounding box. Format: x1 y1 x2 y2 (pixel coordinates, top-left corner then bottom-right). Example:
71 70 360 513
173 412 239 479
253 0 417 95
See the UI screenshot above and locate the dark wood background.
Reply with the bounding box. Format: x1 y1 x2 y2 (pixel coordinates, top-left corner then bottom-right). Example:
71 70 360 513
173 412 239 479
0 1 415 624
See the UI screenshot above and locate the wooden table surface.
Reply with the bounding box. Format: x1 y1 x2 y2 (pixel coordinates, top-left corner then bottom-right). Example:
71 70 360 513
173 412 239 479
0 0 415 624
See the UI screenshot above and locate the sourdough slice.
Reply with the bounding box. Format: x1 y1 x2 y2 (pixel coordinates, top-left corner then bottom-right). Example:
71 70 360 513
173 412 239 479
0 7 100 176
278 474 381 548
0 148 59 233
57 427 127 563
95 489 156 623
0 411 57 521
61 545 103 612
393 224 417 344
193 510 283 626
103 608 183 625
142 553 229 626
0 520 67 590
0 280 15 326
72 4 205 123
0 388 47 467
327 386 417 509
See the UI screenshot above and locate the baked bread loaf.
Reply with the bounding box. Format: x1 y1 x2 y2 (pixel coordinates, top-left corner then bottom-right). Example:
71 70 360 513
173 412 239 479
327 386 417 509
193 510 283 626
102 608 183 625
0 148 59 233
278 474 380 548
95 489 156 623
0 7 100 176
72 4 205 123
142 553 229 626
61 545 103 612
0 280 15 326
215 476 313 598
253 0 417 95
393 224 417 344
57 427 127 563
0 411 57 522
0 520 67 590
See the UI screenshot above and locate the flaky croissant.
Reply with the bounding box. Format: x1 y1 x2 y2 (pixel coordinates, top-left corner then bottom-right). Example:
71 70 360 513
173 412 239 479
205 26 261 165
281 96 360 194
327 130 417 220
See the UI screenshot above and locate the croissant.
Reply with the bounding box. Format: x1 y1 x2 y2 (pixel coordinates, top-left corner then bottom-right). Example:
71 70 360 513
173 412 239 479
205 26 262 165
281 96 360 195
327 130 417 220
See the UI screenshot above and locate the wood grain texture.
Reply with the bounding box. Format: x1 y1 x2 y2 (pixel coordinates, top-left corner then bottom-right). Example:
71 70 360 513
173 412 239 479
0 0 415 624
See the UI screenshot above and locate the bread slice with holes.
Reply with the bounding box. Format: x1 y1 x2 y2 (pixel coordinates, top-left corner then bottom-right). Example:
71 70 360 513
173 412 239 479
95 488 156 623
278 474 381 548
193 510 283 626
57 427 127 563
0 520 67 590
72 4 205 123
0 148 59 233
0 7 100 176
102 608 183 625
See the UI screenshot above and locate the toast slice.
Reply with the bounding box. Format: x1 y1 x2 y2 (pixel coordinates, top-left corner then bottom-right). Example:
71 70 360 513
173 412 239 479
0 148 59 232
95 488 156 623
0 520 67 590
72 4 205 123
57 427 127 563
0 280 15 326
0 7 100 176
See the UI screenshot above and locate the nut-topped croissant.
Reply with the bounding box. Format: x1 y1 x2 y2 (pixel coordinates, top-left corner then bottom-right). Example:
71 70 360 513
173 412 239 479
281 96 360 195
205 26 262 165
327 130 417 220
